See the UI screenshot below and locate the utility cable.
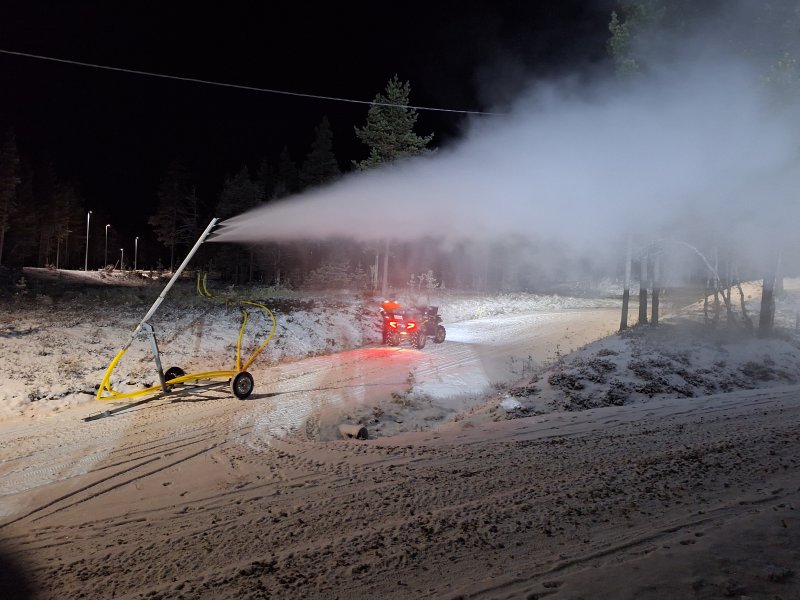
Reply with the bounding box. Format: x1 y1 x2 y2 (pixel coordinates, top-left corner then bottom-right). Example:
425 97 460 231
0 48 502 116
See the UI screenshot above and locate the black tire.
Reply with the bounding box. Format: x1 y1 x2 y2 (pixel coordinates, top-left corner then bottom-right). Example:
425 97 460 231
387 332 400 346
413 333 427 349
164 366 185 382
434 325 446 344
231 371 255 400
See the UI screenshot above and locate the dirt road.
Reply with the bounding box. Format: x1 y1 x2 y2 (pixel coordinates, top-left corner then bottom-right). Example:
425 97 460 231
1 307 798 599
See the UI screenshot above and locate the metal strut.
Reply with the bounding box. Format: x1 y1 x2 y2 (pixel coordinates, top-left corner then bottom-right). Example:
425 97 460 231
140 322 168 393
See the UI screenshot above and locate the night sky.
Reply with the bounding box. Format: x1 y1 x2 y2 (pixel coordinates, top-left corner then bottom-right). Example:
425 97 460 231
0 2 614 240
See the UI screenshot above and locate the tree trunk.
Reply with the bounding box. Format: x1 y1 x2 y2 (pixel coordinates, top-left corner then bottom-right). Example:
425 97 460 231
620 236 631 331
736 281 753 331
381 238 389 297
651 254 660 326
722 286 733 323
638 255 648 326
711 247 720 324
722 258 734 323
758 273 775 337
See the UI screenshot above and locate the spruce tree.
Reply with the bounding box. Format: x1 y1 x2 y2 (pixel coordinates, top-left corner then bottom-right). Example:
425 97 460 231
354 75 433 171
0 130 21 266
299 116 340 189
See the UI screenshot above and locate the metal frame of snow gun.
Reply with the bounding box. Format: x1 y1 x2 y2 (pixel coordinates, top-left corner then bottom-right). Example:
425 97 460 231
91 217 277 419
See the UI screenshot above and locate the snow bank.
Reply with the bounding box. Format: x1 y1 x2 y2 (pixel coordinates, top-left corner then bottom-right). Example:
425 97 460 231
494 280 800 418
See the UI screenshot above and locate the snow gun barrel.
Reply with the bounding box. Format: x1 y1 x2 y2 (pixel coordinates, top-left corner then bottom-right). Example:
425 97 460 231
123 217 219 351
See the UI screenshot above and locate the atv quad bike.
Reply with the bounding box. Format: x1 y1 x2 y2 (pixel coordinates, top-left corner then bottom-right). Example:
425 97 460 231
381 305 446 349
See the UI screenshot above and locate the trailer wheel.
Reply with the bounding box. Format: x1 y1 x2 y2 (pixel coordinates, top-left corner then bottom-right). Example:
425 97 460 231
164 366 185 382
387 332 400 346
231 371 254 400
434 325 446 344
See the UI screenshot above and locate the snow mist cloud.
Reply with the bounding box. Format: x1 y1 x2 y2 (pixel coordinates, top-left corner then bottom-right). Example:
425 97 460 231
212 12 800 273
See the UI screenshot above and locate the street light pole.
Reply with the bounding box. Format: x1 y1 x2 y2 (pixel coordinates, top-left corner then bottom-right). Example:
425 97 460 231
105 224 110 267
84 211 92 271
120 248 124 271
134 237 139 271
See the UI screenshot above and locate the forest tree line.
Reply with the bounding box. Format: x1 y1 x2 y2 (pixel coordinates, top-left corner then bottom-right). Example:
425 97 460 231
1 2 799 305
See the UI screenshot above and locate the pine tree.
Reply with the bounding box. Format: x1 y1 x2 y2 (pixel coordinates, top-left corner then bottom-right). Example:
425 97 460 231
215 167 262 282
354 75 433 171
255 156 275 202
299 116 340 189
52 181 83 269
176 187 201 246
273 146 299 199
34 160 58 267
216 167 261 219
354 76 434 294
0 130 21 266
607 2 800 336
148 162 193 271
4 160 37 267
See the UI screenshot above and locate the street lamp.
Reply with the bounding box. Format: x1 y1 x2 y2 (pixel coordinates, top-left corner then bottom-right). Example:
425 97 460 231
84 210 92 271
134 237 139 271
120 247 124 271
105 224 110 267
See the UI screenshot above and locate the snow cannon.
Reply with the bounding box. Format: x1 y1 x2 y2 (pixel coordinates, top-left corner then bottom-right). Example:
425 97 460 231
90 218 276 420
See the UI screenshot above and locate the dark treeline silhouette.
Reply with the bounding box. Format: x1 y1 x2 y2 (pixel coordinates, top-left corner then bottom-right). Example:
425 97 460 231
2 2 798 307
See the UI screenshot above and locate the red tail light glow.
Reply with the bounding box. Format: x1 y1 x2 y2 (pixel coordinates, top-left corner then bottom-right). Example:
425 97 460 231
388 321 397 329
407 321 416 330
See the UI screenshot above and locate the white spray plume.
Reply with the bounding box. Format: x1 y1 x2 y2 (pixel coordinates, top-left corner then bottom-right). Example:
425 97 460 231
212 50 800 269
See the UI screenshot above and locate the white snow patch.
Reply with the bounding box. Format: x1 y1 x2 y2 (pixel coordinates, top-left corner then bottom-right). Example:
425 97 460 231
500 397 522 411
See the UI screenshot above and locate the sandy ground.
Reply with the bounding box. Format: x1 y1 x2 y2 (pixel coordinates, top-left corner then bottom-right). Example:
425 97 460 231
1 385 797 599
1 272 799 599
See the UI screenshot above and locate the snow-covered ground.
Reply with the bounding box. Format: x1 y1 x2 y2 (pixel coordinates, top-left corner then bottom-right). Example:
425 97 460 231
2 269 800 599
0 267 619 421
4 269 800 437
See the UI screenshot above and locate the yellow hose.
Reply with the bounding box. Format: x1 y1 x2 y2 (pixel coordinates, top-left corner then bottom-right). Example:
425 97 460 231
96 348 127 400
236 307 248 371
240 301 277 371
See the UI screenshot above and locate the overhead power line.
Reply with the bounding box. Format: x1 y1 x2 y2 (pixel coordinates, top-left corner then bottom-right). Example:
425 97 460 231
0 48 502 116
